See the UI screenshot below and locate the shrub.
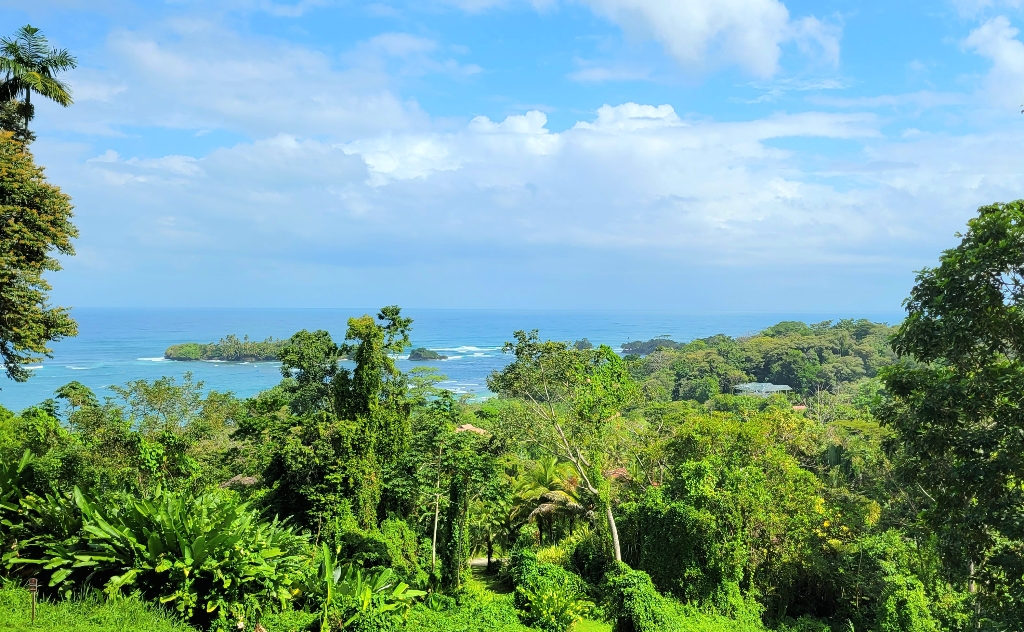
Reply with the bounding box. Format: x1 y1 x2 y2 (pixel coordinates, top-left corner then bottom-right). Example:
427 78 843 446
507 548 591 632
306 543 425 632
327 518 429 588
569 528 614 587
516 581 592 632
601 563 763 632
20 486 308 630
602 563 679 632
407 591 535 632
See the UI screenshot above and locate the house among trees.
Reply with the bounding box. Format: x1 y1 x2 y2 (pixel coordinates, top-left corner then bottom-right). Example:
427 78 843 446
734 382 793 397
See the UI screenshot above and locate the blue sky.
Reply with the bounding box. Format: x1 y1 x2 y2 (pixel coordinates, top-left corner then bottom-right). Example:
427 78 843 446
6 0 1024 311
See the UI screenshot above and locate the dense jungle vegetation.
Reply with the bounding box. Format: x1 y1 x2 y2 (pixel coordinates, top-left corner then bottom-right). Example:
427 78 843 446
3 230 1024 632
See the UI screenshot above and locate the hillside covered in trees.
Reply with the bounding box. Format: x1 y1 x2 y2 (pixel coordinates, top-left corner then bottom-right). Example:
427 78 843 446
625 319 897 403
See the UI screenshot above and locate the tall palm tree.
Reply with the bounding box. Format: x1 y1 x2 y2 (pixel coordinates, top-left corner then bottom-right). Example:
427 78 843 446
0 25 77 136
515 457 584 545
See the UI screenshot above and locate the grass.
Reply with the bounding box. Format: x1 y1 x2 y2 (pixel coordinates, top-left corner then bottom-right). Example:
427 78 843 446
469 559 514 595
573 619 612 632
0 585 196 632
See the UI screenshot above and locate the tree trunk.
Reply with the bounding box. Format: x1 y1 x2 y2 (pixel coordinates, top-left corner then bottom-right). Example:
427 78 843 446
606 504 622 562
970 559 980 630
431 493 440 574
486 534 493 571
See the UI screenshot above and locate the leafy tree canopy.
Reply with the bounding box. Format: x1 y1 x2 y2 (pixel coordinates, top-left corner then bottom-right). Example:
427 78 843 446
880 200 1024 626
0 131 76 382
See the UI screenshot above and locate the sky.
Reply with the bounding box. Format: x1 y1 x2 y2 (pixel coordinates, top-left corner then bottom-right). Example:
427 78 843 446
5 0 1024 311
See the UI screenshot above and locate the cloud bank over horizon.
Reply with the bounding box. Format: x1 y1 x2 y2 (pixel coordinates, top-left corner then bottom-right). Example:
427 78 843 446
11 0 1024 310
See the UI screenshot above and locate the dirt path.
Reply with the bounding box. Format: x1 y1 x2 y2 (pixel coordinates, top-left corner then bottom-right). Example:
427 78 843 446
468 557 513 594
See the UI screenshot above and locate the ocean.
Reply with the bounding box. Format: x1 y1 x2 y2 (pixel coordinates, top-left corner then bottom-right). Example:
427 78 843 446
0 308 905 412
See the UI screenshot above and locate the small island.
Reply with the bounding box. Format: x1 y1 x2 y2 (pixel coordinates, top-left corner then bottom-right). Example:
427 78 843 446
408 347 447 361
165 334 287 362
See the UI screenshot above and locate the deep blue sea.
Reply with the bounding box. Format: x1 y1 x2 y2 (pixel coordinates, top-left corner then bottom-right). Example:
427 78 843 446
0 309 905 412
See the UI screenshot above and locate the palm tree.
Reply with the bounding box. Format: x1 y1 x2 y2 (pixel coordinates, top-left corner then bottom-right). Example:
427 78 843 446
0 25 77 137
515 457 584 545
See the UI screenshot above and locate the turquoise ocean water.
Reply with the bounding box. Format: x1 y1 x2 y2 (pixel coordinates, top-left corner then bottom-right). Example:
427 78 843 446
0 308 905 412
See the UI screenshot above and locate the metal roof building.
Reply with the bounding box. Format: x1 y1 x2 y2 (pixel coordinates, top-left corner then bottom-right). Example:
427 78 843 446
734 382 793 397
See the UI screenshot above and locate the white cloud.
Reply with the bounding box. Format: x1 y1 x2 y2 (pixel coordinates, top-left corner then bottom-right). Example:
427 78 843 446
61 103 890 264
363 33 439 57
567 61 651 83
437 0 557 12
42 93 1024 309
577 0 840 77
573 103 682 131
952 0 1023 17
964 16 1024 108
46 22 431 139
349 33 483 77
469 110 552 134
808 90 969 108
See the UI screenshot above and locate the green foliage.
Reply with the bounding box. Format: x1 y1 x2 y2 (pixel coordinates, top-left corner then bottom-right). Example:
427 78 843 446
618 408 823 617
406 591 535 632
0 25 77 138
322 518 429 589
165 335 289 362
879 199 1024 627
507 548 591 631
602 563 683 632
0 131 77 381
309 543 425 632
569 528 615 587
628 319 896 401
516 582 591 632
601 564 764 632
14 485 307 630
0 376 243 496
489 331 643 561
0 296 1006 631
620 338 681 356
262 307 413 529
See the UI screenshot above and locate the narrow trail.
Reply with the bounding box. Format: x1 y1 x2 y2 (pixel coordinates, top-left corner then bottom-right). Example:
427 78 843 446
468 556 514 594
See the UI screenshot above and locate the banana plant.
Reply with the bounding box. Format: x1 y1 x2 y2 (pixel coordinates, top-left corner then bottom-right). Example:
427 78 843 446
314 543 426 630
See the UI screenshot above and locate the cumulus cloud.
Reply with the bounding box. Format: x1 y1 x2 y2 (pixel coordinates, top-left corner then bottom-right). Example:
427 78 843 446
52 103 925 270
964 16 1024 108
40 91 1024 309
23 5 1019 310
576 0 840 77
430 0 839 78
48 21 440 139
